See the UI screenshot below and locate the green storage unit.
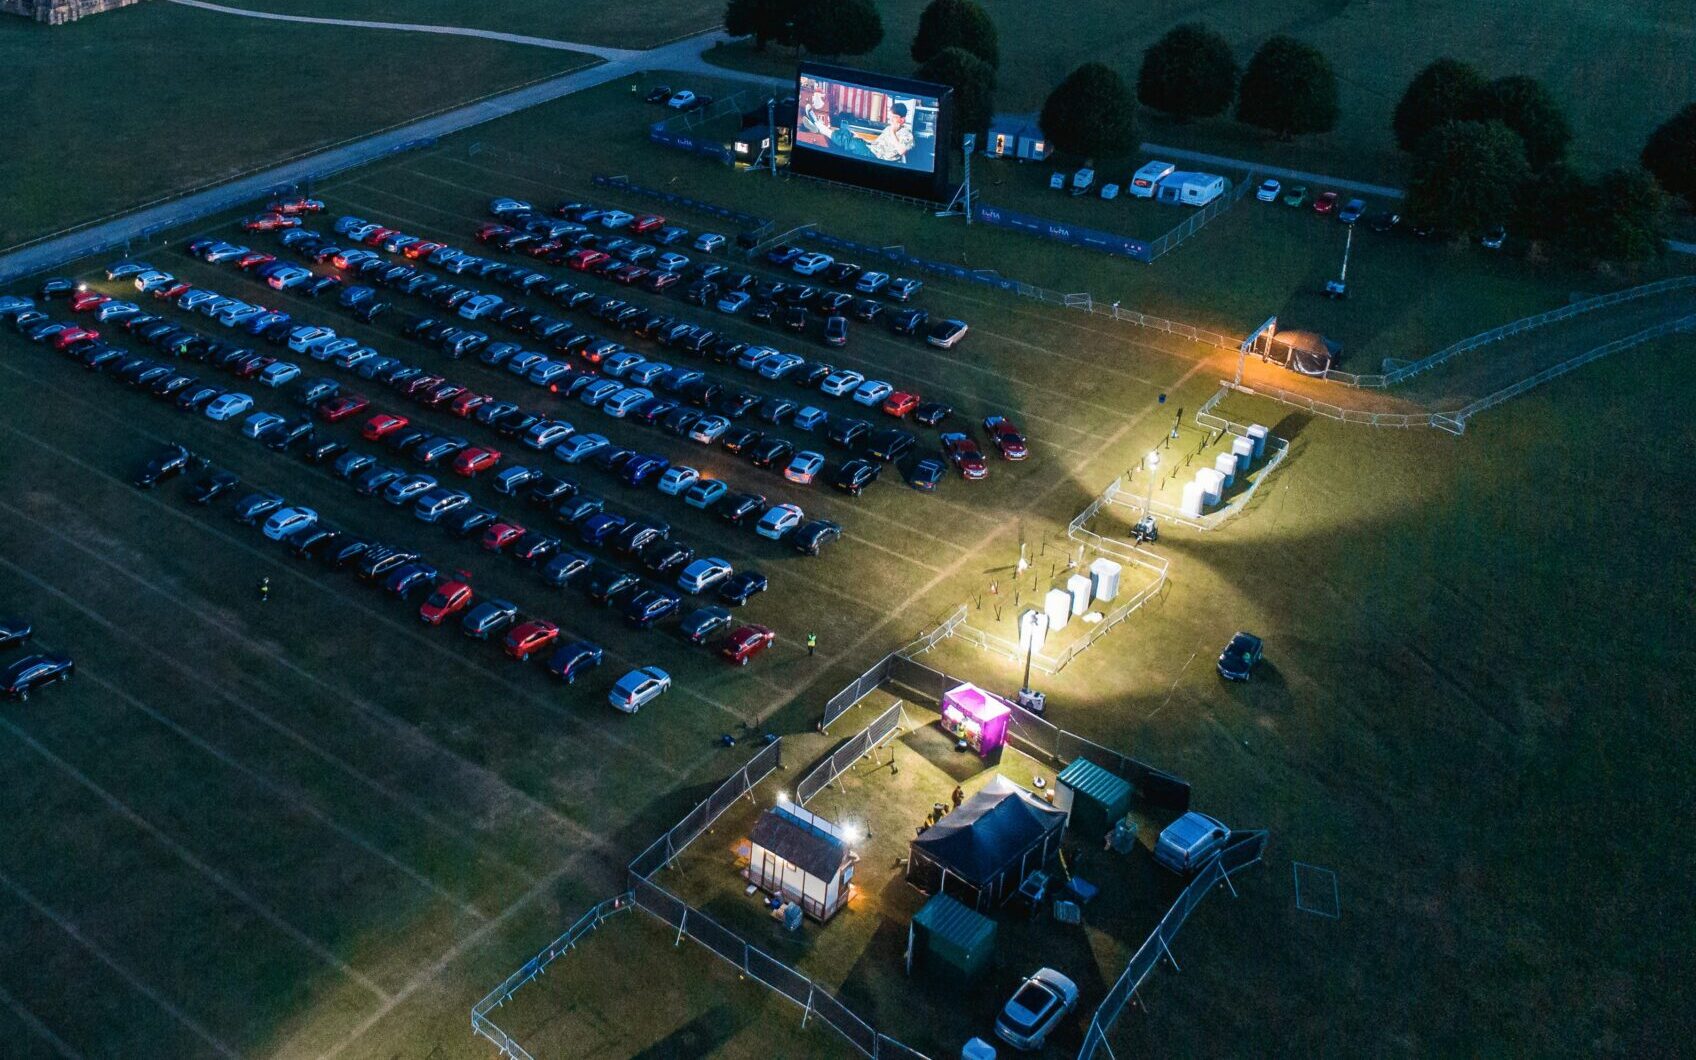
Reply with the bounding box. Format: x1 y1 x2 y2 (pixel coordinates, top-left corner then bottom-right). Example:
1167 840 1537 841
1057 757 1134 841
909 893 996 980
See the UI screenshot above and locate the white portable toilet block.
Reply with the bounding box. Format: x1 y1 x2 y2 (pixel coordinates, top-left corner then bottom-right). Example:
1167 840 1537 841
1044 587 1072 631
1231 434 1255 473
1089 557 1122 601
1180 481 1205 518
1246 423 1269 458
1018 608 1049 652
1066 573 1091 615
1214 451 1238 488
1195 468 1225 506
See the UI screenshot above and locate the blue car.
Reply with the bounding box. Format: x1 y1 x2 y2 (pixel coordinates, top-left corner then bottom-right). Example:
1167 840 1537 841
545 640 603 683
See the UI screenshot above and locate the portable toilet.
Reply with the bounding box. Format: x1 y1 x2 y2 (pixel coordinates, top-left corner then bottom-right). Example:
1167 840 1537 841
1195 468 1225 506
1055 758 1134 842
1214 451 1238 488
1246 423 1269 458
1044 587 1072 630
909 894 996 980
963 1039 999 1060
1071 168 1095 195
1049 171 1067 190
1089 557 1122 601
1231 435 1255 475
1065 573 1091 615
1180 480 1205 517
1100 183 1119 200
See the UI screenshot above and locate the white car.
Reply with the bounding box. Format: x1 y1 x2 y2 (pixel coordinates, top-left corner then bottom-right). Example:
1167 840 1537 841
259 361 300 388
459 293 504 320
655 252 690 272
688 415 730 444
206 393 255 422
1255 178 1282 202
601 351 646 379
262 506 318 542
242 411 285 438
599 209 635 229
784 451 825 484
791 252 833 276
218 303 261 327
855 271 889 294
529 360 573 388
995 968 1079 1051
852 379 894 406
524 420 575 450
756 503 804 539
266 266 311 290
758 352 805 380
311 337 357 361
287 326 335 354
693 232 725 253
665 90 697 110
819 369 865 397
133 270 175 292
657 466 700 496
608 666 671 713
95 301 140 322
625 360 670 386
555 432 608 463
602 387 652 418
678 558 733 594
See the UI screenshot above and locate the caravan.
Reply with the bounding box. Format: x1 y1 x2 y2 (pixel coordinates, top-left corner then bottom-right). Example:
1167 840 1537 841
1156 171 1227 207
1129 160 1175 198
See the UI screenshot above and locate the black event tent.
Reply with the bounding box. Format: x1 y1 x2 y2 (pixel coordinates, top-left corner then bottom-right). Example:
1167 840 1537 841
907 776 1067 911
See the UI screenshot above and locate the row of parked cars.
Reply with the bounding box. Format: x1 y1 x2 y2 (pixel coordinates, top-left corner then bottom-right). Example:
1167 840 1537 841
1255 179 1504 247
0 617 73 701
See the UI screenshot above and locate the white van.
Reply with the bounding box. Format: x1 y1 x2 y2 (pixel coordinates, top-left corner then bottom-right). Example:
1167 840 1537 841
1153 812 1230 873
1129 160 1176 198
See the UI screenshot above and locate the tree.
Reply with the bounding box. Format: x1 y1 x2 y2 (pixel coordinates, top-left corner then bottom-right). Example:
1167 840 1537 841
1136 23 1238 122
910 0 998 69
1039 62 1137 160
1476 75 1569 169
724 0 798 51
1406 120 1530 234
797 0 883 57
918 47 996 141
1392 58 1485 153
1234 36 1338 138
1564 167 1671 262
1512 162 1590 244
1641 102 1696 209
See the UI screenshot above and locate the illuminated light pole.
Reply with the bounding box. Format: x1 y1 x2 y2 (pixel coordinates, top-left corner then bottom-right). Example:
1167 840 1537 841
1143 450 1161 516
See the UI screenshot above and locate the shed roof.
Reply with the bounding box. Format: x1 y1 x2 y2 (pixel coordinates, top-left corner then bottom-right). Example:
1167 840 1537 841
1057 757 1133 806
750 808 848 881
913 893 995 953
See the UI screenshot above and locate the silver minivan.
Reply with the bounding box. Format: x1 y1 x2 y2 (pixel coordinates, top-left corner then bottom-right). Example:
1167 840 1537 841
1153 812 1230 874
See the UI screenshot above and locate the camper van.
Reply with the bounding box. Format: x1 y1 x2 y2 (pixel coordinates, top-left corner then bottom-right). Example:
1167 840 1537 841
1129 160 1176 198
1156 171 1227 207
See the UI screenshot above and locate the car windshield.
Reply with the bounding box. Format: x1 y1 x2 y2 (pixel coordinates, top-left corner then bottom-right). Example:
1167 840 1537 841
1008 983 1054 1025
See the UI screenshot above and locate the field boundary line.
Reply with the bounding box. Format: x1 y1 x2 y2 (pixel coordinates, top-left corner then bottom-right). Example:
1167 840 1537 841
0 714 392 1001
0 981 83 1060
0 867 241 1059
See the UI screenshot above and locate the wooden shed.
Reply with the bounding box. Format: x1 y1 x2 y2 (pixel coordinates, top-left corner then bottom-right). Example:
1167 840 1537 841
746 804 857 921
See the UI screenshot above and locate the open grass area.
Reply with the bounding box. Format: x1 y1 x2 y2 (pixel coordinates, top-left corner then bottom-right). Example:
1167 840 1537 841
2 32 1693 1060
704 0 1696 182
0 2 594 249
203 0 724 49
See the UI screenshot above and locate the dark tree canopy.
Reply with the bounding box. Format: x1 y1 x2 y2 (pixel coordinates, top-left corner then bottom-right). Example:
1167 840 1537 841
1136 23 1239 122
1407 120 1530 234
1392 58 1486 153
1565 166 1671 262
1234 36 1339 137
1512 162 1589 243
1476 75 1570 169
1039 62 1138 161
797 0 884 57
910 0 999 69
918 46 996 141
725 0 798 51
1641 102 1696 209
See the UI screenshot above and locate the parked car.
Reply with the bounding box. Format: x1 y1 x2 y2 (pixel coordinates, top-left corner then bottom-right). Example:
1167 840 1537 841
1154 811 1231 873
983 415 1029 460
1338 198 1367 225
1217 631 1263 680
925 319 969 349
546 641 604 683
1313 191 1340 215
994 968 1079 1051
1255 179 1282 202
608 666 670 713
2 654 74 700
719 570 768 606
1281 184 1310 208
721 624 775 665
0 617 34 650
419 580 474 625
461 599 520 639
1480 224 1506 250
134 443 191 488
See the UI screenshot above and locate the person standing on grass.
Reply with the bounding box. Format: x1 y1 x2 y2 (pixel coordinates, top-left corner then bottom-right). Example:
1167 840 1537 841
807 631 817 656
257 576 270 604
951 785 964 809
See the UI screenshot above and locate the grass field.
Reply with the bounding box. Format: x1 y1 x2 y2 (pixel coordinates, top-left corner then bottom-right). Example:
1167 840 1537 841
704 0 1696 182
201 0 724 49
1 36 1693 1060
0 3 594 249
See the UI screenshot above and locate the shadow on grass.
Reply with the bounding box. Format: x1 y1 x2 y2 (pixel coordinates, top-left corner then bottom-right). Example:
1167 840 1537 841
629 1002 748 1060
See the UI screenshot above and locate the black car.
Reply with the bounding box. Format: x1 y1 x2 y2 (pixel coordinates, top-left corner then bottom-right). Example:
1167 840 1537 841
540 550 594 587
1217 632 1264 681
721 427 765 456
354 464 405 497
782 306 809 333
718 492 767 525
327 538 373 569
640 539 694 576
717 390 761 420
384 562 439 598
301 439 347 466
461 599 520 639
757 397 797 425
749 438 794 470
832 458 880 496
556 494 605 524
584 567 642 606
526 476 578 508
612 521 665 557
890 307 930 336
445 504 500 538
135 443 192 488
264 419 316 452
826 417 870 449
512 535 561 565
912 401 952 427
851 298 884 322
865 427 915 463
681 606 733 644
358 547 421 583
545 640 604 683
287 525 343 561
791 518 842 556
2 654 74 700
0 617 32 650
823 314 849 347
234 490 285 525
907 457 946 492
187 469 241 505
621 587 682 629
719 570 768 606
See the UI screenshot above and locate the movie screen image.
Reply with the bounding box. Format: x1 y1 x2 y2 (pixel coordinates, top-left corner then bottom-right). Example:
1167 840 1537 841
795 71 940 173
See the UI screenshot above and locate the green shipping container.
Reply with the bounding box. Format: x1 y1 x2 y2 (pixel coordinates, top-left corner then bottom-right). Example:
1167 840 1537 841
1057 757 1134 841
910 893 996 980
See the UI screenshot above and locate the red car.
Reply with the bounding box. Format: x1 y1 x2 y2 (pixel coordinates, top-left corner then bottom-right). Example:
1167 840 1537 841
631 214 665 234
941 432 989 480
1313 191 1339 215
504 619 560 661
316 393 370 423
565 248 609 271
475 223 513 244
418 580 473 626
233 355 273 379
482 522 527 552
524 240 563 259
236 252 276 270
363 227 400 247
242 213 299 232
269 197 325 214
881 391 920 418
450 391 491 418
68 290 109 312
154 282 192 301
421 382 466 409
721 624 775 666
53 326 99 350
362 411 409 440
982 415 1028 460
403 240 446 260
452 446 502 477
611 264 650 285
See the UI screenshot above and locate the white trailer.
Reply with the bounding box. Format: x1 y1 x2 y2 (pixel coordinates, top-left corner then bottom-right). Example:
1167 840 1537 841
1156 171 1227 206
